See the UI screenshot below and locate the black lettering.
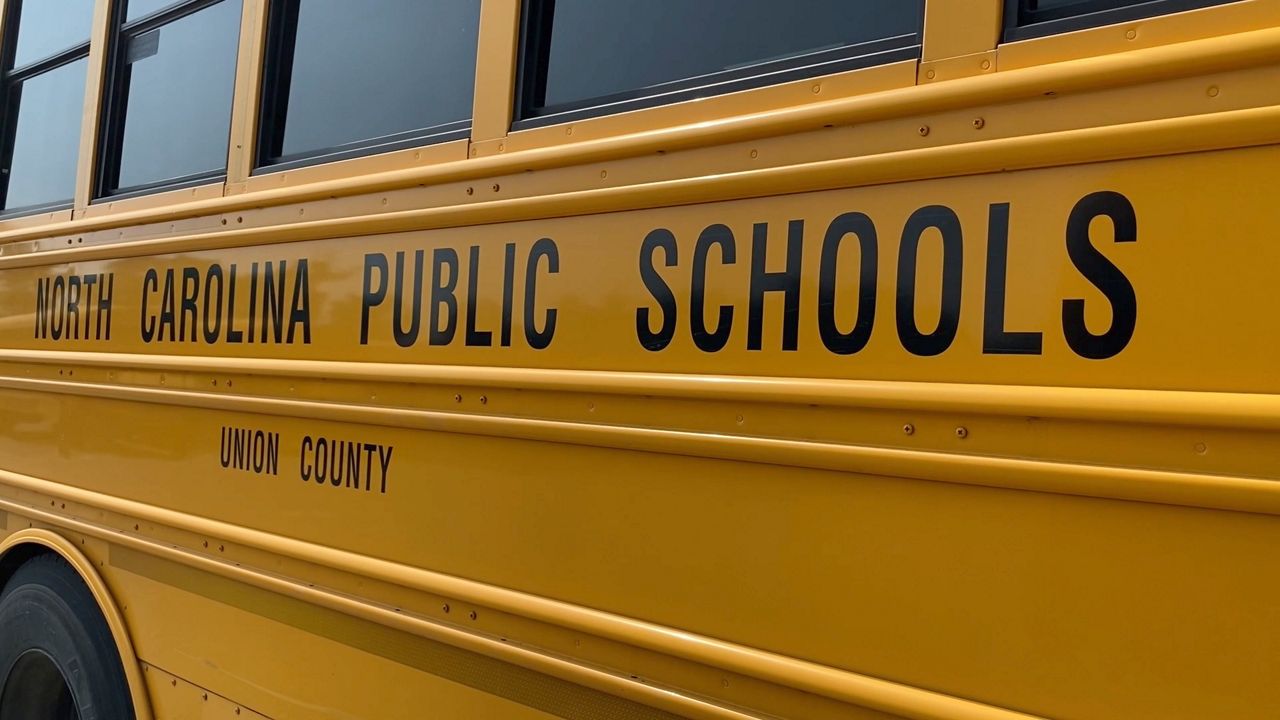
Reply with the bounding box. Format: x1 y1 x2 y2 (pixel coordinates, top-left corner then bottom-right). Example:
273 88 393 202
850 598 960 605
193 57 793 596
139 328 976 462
897 206 963 357
983 203 1043 355
288 259 311 344
747 220 803 351
220 427 233 468
158 269 176 342
266 432 279 476
50 277 65 341
261 261 287 344
637 229 678 351
300 436 313 481
97 274 113 341
360 254 388 345
35 278 49 339
524 238 558 350
82 275 97 339
226 264 244 343
247 262 259 344
66 276 81 340
1062 191 1138 360
378 445 393 494
141 269 157 343
501 243 516 347
393 251 424 347
203 265 225 344
180 267 199 343
430 248 459 346
690 224 735 352
818 212 878 355
465 245 493 347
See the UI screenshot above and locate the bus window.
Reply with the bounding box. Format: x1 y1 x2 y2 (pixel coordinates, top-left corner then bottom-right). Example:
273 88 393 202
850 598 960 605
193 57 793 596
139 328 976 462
257 0 480 171
98 0 242 197
0 0 93 215
515 0 923 128
1004 0 1243 40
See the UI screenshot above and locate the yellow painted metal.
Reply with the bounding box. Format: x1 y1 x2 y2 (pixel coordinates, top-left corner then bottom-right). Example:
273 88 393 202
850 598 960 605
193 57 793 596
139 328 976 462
922 0 1003 62
225 0 269 186
470 0 522 144
0 529 154 720
72 0 113 211
1 1 1279 719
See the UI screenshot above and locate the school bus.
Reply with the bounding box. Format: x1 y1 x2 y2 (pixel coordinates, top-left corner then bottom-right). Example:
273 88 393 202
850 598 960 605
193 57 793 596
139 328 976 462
0 0 1278 718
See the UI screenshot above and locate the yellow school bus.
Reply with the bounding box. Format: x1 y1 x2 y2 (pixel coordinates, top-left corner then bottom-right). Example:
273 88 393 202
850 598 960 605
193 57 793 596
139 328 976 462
0 0 1277 717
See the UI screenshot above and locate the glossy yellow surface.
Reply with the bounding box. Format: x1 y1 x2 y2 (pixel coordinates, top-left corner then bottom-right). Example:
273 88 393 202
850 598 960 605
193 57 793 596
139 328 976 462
0 1 1278 719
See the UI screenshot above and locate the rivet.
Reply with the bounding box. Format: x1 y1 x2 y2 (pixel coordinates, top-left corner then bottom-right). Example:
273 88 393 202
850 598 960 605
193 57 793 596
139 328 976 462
171 680 177 687
469 611 478 620
381 197 389 206
566 127 574 135
749 149 758 159
980 59 992 70
955 427 969 439
465 187 474 195
442 603 451 613
925 69 936 80
479 395 488 405
972 117 986 130
202 693 208 701
1195 442 1208 455
811 83 822 93
736 414 744 424
491 183 500 192
600 170 608 179
1207 86 1220 98
218 544 225 552
1125 28 1137 40
903 423 915 435
454 394 462 403
498 143 505 152
917 125 930 137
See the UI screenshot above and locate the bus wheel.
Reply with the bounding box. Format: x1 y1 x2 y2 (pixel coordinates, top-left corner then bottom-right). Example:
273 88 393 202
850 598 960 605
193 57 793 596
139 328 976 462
0 554 134 720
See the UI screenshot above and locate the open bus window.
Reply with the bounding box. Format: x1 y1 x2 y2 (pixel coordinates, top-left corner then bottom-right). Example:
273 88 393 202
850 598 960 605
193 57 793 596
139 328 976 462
1004 0 1243 40
0 0 93 216
97 0 242 198
256 0 480 172
515 0 924 128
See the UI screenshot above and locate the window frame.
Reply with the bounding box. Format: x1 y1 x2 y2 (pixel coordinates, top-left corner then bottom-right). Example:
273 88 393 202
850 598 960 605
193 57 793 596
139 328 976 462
1003 0 1244 41
253 0 476 176
0 0 92 218
95 0 239 202
512 0 925 130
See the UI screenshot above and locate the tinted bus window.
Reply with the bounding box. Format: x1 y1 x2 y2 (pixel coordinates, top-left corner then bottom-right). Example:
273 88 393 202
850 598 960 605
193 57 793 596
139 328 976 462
1005 0 1242 40
258 0 480 170
99 0 242 196
518 0 923 126
11 0 94 69
0 0 93 214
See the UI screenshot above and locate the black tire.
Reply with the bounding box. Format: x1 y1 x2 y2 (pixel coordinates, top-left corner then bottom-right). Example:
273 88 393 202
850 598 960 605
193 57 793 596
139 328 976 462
0 554 135 720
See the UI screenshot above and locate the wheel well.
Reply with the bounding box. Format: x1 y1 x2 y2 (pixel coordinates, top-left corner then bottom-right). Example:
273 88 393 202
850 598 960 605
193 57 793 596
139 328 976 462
0 532 152 720
0 543 55 593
